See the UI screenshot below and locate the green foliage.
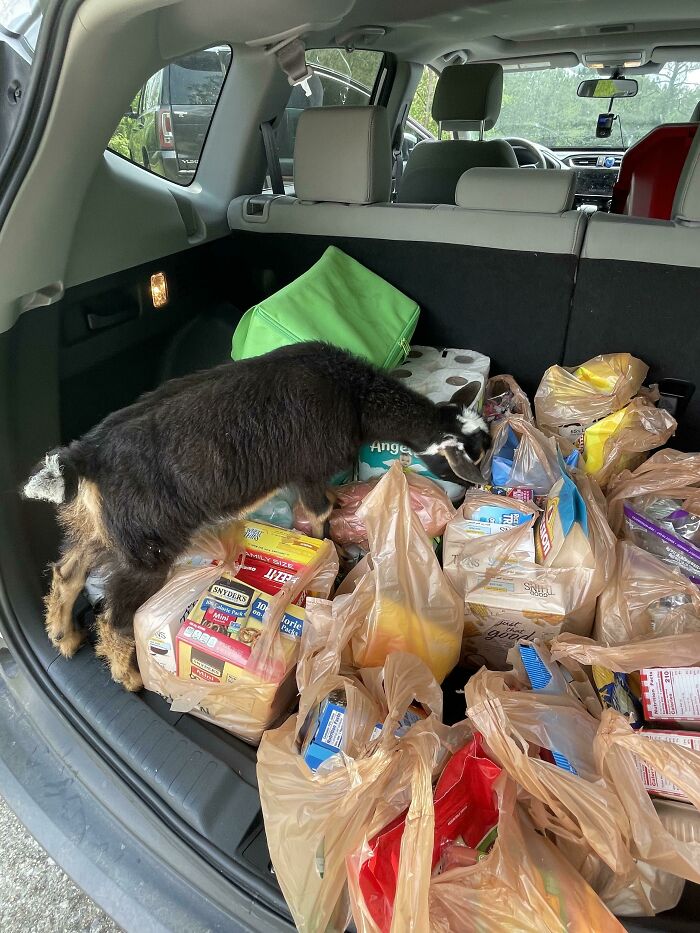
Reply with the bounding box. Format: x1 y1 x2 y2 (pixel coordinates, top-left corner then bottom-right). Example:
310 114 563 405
107 92 139 158
409 66 439 136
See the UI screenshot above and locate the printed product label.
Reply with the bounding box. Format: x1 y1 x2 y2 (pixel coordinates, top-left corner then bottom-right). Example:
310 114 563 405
634 731 700 800
640 668 700 722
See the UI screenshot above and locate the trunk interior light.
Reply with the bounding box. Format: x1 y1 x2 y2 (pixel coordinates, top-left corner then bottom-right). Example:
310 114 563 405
150 271 169 308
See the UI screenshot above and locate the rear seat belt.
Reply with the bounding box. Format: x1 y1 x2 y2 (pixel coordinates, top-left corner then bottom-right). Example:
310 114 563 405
391 107 407 201
260 120 285 195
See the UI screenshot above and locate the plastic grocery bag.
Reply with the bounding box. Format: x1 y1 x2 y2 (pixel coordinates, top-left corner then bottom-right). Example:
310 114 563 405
582 396 676 490
257 593 466 933
133 522 338 744
547 635 700 889
428 779 625 933
483 374 534 426
595 709 700 883
348 733 501 933
535 352 648 439
443 473 615 668
295 472 455 551
465 666 683 915
336 462 463 683
594 541 700 645
481 416 563 495
607 449 700 535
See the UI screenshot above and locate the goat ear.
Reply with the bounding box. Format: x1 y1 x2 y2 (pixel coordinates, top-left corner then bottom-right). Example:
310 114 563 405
443 442 484 485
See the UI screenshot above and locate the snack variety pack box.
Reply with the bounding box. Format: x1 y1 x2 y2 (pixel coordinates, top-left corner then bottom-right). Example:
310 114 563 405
174 522 328 686
635 731 700 801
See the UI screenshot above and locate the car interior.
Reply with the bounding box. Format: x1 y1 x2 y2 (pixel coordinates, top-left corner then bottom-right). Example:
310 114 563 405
1 0 700 928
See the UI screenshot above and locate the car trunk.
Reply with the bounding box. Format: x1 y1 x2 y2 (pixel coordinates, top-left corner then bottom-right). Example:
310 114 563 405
1 232 699 931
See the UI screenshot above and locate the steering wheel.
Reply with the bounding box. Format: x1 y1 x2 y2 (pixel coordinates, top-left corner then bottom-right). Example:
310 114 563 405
504 137 548 169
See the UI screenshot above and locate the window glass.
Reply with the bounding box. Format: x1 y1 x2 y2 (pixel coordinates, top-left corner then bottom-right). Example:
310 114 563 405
275 48 384 180
107 44 231 186
485 62 700 149
408 65 439 137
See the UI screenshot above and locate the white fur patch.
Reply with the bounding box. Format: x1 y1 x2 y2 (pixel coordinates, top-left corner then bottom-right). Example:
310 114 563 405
457 408 488 436
419 442 444 456
23 453 65 504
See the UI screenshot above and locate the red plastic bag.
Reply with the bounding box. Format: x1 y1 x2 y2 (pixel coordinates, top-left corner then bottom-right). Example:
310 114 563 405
354 734 500 933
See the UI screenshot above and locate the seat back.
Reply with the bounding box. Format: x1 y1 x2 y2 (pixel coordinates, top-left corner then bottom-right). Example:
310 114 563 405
569 130 700 447
397 63 517 204
611 123 698 219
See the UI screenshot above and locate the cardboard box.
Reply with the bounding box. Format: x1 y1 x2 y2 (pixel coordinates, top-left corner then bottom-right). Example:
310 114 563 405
640 667 700 725
175 521 324 685
177 620 287 685
635 730 700 801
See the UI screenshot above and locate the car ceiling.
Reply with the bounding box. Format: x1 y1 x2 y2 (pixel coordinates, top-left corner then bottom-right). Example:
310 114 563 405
309 0 700 67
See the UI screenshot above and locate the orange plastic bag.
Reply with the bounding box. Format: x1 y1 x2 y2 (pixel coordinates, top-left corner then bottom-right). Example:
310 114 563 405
428 779 625 933
295 472 455 550
335 462 463 682
594 541 700 645
607 449 700 535
443 472 615 669
257 594 467 933
535 352 648 439
465 666 684 915
133 522 338 743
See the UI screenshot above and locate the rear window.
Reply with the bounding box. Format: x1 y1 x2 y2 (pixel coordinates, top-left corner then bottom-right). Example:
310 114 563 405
169 49 232 106
106 44 231 186
274 48 385 183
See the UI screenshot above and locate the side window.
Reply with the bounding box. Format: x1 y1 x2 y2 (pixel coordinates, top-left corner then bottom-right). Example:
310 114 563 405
408 65 439 138
275 48 385 180
107 44 232 186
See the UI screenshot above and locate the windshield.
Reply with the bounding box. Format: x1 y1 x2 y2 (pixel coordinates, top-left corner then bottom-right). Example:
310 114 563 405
485 62 700 149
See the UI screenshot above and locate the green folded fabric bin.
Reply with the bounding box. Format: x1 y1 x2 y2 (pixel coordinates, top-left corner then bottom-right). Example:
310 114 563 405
231 246 420 369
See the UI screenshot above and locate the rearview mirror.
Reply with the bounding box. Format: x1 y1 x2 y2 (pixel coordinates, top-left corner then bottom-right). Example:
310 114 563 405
577 78 638 99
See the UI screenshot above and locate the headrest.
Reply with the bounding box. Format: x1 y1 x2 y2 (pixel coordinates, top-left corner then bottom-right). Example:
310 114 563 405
294 106 391 204
455 167 576 213
432 63 504 133
673 127 700 221
691 101 700 123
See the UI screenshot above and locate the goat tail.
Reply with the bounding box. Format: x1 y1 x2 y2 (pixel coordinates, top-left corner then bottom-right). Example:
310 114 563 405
23 447 82 505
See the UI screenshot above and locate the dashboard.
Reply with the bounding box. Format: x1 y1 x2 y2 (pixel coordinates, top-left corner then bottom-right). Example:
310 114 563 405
508 140 624 210
559 150 623 208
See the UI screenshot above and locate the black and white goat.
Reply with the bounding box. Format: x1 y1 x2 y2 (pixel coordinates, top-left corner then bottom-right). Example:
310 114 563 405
23 341 489 690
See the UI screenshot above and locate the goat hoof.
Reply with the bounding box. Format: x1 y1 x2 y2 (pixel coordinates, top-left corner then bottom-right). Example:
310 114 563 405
118 668 143 693
53 629 85 658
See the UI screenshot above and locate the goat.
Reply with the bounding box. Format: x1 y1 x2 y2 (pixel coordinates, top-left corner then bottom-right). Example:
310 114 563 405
23 341 489 690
